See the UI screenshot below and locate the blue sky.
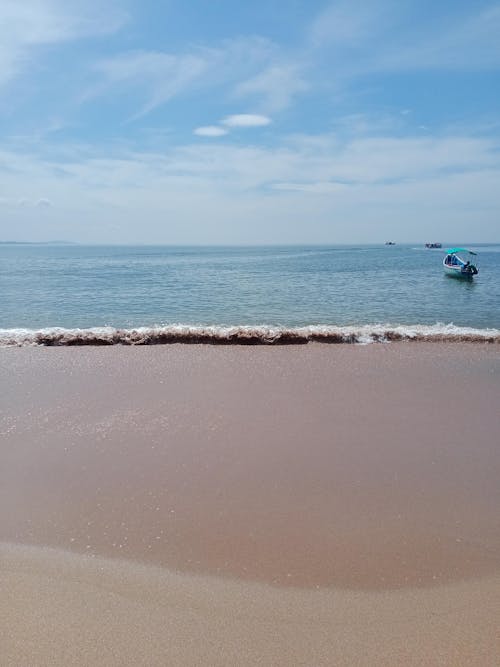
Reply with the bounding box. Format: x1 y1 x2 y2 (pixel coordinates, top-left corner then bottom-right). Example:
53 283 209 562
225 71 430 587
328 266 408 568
0 0 499 243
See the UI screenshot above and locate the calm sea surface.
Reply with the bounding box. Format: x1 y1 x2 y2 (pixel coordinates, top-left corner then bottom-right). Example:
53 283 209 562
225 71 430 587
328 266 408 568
1 244 499 331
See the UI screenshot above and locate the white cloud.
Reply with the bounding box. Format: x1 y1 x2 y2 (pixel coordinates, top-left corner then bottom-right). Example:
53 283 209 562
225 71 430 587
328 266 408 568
36 197 52 207
222 114 271 128
0 129 498 243
194 126 228 137
2 132 498 194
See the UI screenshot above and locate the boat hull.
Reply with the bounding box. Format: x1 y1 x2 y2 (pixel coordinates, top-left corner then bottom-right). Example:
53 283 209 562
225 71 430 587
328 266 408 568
443 265 476 279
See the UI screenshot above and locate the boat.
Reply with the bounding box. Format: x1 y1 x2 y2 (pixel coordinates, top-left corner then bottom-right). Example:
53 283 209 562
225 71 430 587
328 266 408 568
443 248 478 279
425 242 442 248
385 241 396 246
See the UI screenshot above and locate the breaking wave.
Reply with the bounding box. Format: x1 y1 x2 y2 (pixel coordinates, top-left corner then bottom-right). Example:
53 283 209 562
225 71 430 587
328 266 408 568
1 323 499 347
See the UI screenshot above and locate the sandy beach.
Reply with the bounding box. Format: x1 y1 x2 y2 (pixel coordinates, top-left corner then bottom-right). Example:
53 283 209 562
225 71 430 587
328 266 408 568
1 342 499 665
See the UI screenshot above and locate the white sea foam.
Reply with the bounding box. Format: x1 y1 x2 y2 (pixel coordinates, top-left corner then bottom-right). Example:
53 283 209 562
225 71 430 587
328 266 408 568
0 323 499 347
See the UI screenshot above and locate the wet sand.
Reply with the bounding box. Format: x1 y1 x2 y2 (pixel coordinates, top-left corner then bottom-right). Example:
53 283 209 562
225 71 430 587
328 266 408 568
1 343 499 664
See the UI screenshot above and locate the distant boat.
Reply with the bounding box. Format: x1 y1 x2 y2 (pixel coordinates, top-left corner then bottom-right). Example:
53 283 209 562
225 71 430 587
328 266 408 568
425 242 442 248
385 241 396 246
443 248 478 279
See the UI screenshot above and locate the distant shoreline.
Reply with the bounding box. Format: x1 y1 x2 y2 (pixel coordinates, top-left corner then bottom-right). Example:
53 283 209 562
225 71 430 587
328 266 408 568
0 240 78 245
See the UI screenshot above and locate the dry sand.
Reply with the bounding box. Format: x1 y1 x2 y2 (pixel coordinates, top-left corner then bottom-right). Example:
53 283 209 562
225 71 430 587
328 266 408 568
1 342 499 665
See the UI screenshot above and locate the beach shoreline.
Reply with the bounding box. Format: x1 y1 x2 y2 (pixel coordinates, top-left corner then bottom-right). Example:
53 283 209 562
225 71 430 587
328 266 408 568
1 342 499 664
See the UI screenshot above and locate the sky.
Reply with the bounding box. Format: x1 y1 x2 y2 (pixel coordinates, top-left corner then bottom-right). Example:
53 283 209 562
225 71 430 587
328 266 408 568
0 0 499 244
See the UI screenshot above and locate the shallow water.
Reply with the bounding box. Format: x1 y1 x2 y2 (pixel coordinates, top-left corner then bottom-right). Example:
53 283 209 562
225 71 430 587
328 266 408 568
1 244 499 332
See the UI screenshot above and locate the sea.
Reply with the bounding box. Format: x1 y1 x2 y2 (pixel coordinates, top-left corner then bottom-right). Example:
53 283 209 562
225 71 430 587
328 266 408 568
1 243 499 345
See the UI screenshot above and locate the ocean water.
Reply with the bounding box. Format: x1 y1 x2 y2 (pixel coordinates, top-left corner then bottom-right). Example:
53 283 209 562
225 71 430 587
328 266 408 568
1 243 499 344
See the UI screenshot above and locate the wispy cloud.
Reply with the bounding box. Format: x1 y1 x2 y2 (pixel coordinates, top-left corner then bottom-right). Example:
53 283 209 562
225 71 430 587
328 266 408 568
0 194 53 208
222 114 271 128
271 181 349 194
0 0 127 86
307 0 395 48
308 0 500 75
379 4 500 70
35 197 52 208
91 50 210 118
233 63 309 112
85 36 276 119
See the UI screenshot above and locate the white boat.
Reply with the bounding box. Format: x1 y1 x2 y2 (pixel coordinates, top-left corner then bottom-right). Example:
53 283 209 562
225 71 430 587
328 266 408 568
443 248 478 279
